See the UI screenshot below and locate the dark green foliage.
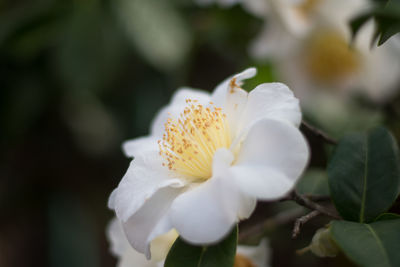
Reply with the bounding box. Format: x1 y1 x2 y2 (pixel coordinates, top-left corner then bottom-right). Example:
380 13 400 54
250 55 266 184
328 127 400 223
164 226 238 267
331 220 400 267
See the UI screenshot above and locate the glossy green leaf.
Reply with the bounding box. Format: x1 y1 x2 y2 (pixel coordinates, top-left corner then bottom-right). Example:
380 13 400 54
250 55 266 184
328 127 400 223
331 220 400 267
296 169 330 196
374 213 400 221
164 226 237 267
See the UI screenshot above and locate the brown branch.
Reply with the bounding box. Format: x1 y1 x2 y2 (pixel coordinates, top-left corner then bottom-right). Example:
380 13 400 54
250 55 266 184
304 194 331 202
282 190 341 219
239 208 304 242
292 210 321 239
301 121 337 145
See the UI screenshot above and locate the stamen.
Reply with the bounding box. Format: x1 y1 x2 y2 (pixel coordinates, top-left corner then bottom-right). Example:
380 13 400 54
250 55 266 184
159 99 231 180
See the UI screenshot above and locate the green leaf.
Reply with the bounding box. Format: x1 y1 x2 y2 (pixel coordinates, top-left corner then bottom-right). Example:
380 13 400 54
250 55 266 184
374 213 400 221
164 226 238 267
296 169 330 196
328 127 400 223
331 220 400 267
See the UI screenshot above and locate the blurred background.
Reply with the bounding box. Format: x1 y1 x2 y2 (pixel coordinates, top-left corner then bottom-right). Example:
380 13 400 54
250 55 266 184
1 0 399 266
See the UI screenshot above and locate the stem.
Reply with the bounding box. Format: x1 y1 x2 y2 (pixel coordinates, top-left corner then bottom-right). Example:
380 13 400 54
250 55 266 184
282 190 341 219
239 208 304 242
292 210 321 239
301 121 337 145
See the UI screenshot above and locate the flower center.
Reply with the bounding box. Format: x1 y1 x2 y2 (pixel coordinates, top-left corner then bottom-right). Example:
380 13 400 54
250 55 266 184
234 254 256 267
304 30 360 83
159 99 231 181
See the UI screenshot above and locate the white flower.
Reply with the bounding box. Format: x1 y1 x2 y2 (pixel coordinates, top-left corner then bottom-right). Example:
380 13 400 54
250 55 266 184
197 0 400 102
249 0 400 103
108 68 309 259
107 217 271 267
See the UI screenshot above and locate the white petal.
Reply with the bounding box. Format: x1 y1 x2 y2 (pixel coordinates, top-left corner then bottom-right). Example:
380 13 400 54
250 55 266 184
211 68 256 107
242 82 301 129
150 229 178 262
150 105 170 137
170 149 256 244
211 68 257 136
122 186 181 259
242 0 270 18
232 119 309 199
122 136 158 158
106 218 131 257
112 151 184 222
230 165 294 199
214 149 257 219
169 178 236 244
118 249 157 267
237 238 271 267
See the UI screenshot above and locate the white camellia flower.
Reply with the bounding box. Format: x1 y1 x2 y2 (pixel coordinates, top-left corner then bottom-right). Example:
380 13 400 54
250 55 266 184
108 68 309 259
196 0 400 103
253 0 400 103
107 217 271 267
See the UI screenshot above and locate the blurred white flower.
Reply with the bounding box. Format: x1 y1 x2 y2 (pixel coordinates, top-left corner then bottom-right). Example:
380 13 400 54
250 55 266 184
254 0 400 103
107 217 271 267
108 68 309 259
197 0 400 103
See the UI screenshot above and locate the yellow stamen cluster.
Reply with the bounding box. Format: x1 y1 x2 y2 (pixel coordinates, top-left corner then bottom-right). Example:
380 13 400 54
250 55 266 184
304 30 360 83
158 99 231 180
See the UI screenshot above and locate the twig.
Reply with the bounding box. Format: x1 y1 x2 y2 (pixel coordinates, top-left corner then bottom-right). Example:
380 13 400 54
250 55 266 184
282 191 341 219
304 194 331 202
292 210 321 239
239 208 304 242
301 121 337 145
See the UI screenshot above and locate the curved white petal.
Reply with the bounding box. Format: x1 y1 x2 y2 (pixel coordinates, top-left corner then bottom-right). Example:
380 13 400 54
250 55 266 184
118 250 157 267
112 151 184 222
230 165 294 199
242 0 270 18
122 186 181 259
107 218 131 257
150 229 178 262
122 136 158 158
149 105 170 137
211 68 256 107
232 118 309 199
169 178 236 244
211 68 257 136
213 149 257 220
242 82 301 129
170 149 256 244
